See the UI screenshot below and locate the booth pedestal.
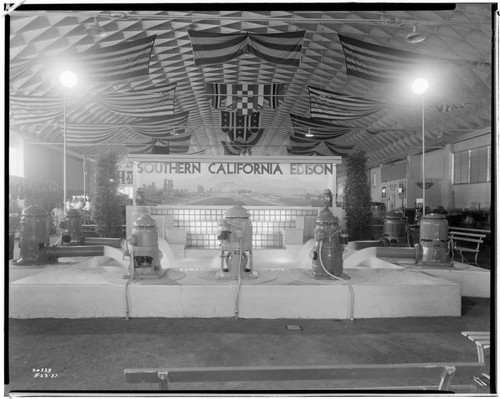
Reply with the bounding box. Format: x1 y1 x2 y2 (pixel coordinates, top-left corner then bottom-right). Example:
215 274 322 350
9 253 462 319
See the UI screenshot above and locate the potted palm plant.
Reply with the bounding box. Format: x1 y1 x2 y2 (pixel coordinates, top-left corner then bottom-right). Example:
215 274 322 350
344 150 373 241
91 152 124 238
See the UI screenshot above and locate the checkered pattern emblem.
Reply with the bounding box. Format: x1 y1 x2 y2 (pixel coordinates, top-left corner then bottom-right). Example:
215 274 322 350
235 86 256 115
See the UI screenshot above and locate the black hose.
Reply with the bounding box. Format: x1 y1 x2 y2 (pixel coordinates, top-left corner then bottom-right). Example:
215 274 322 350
44 245 104 259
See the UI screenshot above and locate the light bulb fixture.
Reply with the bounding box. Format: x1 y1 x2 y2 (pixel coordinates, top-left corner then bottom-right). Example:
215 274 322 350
411 78 429 95
85 16 106 37
60 70 78 88
405 24 427 44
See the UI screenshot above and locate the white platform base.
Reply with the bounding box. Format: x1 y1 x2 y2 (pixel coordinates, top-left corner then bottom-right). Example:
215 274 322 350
9 250 462 319
343 246 490 298
420 265 490 298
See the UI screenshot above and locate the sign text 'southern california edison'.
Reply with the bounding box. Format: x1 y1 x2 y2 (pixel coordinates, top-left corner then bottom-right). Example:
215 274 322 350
137 162 333 175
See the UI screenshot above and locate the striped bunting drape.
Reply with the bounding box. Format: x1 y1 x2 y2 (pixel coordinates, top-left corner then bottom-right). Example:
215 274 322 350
308 86 385 120
52 112 189 147
96 82 176 117
130 112 190 138
10 95 86 125
188 30 305 66
65 125 123 145
12 36 156 85
78 35 156 82
126 142 153 154
189 31 248 65
289 114 352 140
247 32 305 66
287 138 354 156
338 34 441 84
288 114 353 156
206 83 284 115
431 103 470 112
11 82 176 126
288 135 354 156
126 139 190 154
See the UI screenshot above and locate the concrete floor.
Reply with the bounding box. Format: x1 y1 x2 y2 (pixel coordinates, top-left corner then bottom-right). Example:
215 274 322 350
5 296 492 394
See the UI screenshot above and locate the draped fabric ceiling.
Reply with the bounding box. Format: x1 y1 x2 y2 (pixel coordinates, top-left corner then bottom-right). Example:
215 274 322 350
8 3 494 170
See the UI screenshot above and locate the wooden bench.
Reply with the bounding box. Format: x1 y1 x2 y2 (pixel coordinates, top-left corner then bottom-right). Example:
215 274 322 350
124 362 485 392
462 331 490 387
449 228 487 266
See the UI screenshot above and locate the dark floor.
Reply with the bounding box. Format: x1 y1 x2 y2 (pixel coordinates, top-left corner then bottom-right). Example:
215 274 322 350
5 296 493 395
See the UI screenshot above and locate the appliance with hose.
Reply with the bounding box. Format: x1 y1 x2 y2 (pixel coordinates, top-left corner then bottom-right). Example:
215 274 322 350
58 208 124 247
310 190 354 320
216 205 255 279
417 213 453 266
15 205 51 264
310 190 344 278
59 208 85 245
125 212 163 279
13 204 118 264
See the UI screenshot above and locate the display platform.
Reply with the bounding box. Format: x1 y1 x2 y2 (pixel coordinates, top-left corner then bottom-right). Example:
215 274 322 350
344 246 490 298
9 245 463 319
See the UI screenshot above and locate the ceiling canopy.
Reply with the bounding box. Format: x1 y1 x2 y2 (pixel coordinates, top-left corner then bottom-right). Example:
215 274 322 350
8 3 494 169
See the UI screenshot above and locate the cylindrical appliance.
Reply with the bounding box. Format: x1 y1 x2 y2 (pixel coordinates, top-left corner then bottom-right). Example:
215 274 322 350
217 205 254 278
131 206 150 225
127 213 163 279
417 213 452 266
59 208 84 245
311 205 343 278
16 205 51 265
382 211 407 246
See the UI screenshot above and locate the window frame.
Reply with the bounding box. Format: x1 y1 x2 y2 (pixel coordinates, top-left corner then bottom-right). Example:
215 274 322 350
452 145 491 185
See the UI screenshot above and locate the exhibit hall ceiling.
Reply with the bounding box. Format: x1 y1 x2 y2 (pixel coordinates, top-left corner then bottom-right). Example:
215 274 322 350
8 3 495 169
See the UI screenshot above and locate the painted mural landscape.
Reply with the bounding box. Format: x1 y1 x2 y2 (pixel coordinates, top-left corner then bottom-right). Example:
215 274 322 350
138 174 327 207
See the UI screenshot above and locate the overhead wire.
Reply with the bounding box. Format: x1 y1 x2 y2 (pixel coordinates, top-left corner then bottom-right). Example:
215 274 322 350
8 9 492 26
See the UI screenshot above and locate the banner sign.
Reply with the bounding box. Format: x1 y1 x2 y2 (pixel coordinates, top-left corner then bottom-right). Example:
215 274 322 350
130 156 341 206
137 162 334 176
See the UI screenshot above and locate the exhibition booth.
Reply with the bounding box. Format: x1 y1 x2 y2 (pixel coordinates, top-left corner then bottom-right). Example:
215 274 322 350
9 155 489 320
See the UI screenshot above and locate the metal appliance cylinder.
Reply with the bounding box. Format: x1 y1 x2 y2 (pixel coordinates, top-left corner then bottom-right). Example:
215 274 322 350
217 205 254 278
130 206 150 229
382 211 407 246
59 208 84 245
376 246 422 260
16 205 50 265
417 213 452 266
311 204 343 278
127 213 163 278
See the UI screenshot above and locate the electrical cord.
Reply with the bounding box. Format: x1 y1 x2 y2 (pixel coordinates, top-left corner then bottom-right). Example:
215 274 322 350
234 238 243 319
318 232 355 321
125 240 134 320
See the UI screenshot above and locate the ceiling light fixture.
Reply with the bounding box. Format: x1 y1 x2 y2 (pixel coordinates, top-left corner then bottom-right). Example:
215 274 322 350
85 17 106 38
383 16 402 26
405 24 427 43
